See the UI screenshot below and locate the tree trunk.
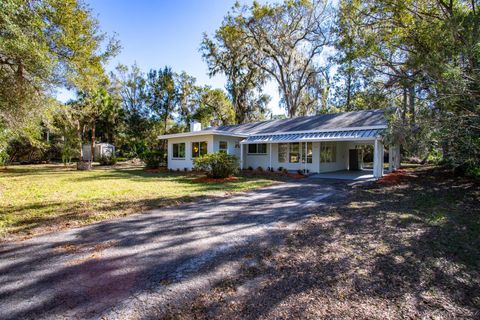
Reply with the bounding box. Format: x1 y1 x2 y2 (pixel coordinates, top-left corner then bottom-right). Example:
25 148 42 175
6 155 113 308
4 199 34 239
91 122 95 162
409 85 416 126
346 72 352 111
77 120 83 161
402 86 408 124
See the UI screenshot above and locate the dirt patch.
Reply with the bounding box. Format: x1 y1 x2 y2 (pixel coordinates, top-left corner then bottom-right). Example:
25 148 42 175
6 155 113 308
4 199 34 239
161 166 480 319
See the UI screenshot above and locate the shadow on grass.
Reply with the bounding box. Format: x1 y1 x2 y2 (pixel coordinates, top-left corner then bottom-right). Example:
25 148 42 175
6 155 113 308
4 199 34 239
170 167 480 319
0 180 344 319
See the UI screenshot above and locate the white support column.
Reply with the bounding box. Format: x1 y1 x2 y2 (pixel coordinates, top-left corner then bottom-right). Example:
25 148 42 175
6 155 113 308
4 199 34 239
240 143 244 170
373 139 384 179
269 143 272 170
319 141 321 173
304 142 307 173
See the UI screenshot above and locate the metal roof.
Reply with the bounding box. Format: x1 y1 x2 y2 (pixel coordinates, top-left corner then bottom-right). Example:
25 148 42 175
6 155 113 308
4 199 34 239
158 109 388 139
241 128 383 144
212 109 387 135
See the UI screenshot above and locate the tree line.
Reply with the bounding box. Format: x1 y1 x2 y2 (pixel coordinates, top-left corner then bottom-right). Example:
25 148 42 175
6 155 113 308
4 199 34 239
1 0 478 175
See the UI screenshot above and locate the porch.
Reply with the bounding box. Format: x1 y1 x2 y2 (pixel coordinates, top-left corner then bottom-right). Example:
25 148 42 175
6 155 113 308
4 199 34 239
239 128 400 179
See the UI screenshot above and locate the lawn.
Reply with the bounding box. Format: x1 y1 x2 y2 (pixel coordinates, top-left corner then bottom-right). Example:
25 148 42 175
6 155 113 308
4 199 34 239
0 164 275 241
166 166 480 319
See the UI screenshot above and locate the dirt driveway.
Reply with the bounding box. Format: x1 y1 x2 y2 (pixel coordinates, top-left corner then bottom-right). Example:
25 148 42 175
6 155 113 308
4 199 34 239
0 180 347 319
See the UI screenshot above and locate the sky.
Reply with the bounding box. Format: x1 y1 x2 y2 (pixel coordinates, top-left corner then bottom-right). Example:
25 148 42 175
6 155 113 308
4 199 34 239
58 0 283 115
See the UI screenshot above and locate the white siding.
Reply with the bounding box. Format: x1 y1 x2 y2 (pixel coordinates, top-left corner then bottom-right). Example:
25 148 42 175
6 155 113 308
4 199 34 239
167 135 243 170
318 141 349 173
168 136 366 174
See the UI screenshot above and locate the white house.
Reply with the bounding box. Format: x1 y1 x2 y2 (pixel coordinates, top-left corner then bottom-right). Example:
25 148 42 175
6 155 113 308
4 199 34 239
158 110 400 179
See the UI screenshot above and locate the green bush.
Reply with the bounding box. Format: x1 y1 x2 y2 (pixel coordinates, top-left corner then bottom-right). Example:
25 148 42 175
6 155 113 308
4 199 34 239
98 155 117 166
141 150 165 169
193 152 239 178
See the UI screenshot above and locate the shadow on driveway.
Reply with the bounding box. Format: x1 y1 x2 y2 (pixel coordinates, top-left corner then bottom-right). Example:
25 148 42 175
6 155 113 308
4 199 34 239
0 180 347 319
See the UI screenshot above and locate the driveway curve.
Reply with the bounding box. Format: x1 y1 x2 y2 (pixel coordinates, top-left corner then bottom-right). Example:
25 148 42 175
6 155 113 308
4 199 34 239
0 180 347 319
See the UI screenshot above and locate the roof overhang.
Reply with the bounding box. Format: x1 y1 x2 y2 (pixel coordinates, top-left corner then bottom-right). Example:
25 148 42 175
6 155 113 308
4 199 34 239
158 130 248 139
240 127 385 144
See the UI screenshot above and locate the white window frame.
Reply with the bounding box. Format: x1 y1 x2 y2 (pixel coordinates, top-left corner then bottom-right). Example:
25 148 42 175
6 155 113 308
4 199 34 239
321 142 336 163
278 143 288 163
302 142 313 164
172 142 186 159
191 141 208 158
247 143 267 155
218 141 228 153
289 142 300 163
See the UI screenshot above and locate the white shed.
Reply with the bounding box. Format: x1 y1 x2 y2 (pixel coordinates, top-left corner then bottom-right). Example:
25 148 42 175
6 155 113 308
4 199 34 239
82 143 115 161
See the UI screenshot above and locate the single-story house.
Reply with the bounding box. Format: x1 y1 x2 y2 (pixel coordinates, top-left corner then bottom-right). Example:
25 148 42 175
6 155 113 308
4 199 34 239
158 109 400 179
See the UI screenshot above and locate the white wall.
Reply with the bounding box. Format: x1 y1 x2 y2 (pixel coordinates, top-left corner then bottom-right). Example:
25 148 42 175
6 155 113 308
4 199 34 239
167 135 243 170
242 141 353 174
167 136 372 173
212 135 242 158
318 141 349 173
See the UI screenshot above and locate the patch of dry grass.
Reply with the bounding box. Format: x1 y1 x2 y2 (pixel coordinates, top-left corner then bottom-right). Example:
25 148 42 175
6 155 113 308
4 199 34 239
0 164 275 241
163 166 480 319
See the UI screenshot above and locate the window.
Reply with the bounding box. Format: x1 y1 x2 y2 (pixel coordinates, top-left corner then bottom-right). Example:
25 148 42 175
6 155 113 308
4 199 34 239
219 141 228 153
301 142 313 163
172 143 185 159
289 143 300 163
248 143 267 154
192 141 208 158
278 143 288 163
321 142 336 163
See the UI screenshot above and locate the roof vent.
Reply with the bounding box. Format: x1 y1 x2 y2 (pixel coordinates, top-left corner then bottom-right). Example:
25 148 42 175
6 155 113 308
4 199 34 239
190 120 202 132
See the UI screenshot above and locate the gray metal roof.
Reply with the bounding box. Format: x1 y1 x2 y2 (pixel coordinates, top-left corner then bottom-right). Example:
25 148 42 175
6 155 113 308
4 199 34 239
242 128 383 144
208 109 387 135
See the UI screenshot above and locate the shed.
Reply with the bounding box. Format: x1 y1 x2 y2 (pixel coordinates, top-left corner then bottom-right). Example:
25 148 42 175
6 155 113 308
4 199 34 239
82 143 115 161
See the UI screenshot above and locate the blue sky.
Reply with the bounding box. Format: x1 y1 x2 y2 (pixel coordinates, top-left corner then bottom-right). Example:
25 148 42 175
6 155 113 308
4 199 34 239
58 0 283 115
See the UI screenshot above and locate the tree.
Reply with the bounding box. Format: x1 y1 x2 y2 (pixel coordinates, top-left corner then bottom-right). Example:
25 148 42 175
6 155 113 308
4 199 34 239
238 0 334 117
337 0 480 173
201 8 270 124
0 0 119 145
175 71 201 127
193 88 236 127
110 63 151 154
145 67 178 149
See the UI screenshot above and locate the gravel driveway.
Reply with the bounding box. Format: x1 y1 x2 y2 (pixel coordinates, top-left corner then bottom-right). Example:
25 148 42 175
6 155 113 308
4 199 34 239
0 180 346 319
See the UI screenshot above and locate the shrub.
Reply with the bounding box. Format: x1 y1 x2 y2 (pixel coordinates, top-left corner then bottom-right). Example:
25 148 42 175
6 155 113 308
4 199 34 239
247 166 253 171
257 166 264 172
193 152 239 178
282 168 289 174
141 150 164 169
297 169 304 175
99 155 117 166
278 167 283 172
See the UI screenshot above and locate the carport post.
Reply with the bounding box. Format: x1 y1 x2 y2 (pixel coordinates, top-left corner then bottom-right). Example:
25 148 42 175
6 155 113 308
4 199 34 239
269 143 272 170
240 143 244 170
373 139 384 179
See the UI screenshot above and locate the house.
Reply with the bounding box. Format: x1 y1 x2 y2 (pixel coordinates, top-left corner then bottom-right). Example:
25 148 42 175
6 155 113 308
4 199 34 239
158 110 400 179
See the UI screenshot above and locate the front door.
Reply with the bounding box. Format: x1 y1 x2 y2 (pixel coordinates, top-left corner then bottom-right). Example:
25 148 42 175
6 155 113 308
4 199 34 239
349 149 359 171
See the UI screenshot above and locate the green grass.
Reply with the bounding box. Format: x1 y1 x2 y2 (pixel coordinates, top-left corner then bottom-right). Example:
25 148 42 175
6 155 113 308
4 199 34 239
0 164 275 240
